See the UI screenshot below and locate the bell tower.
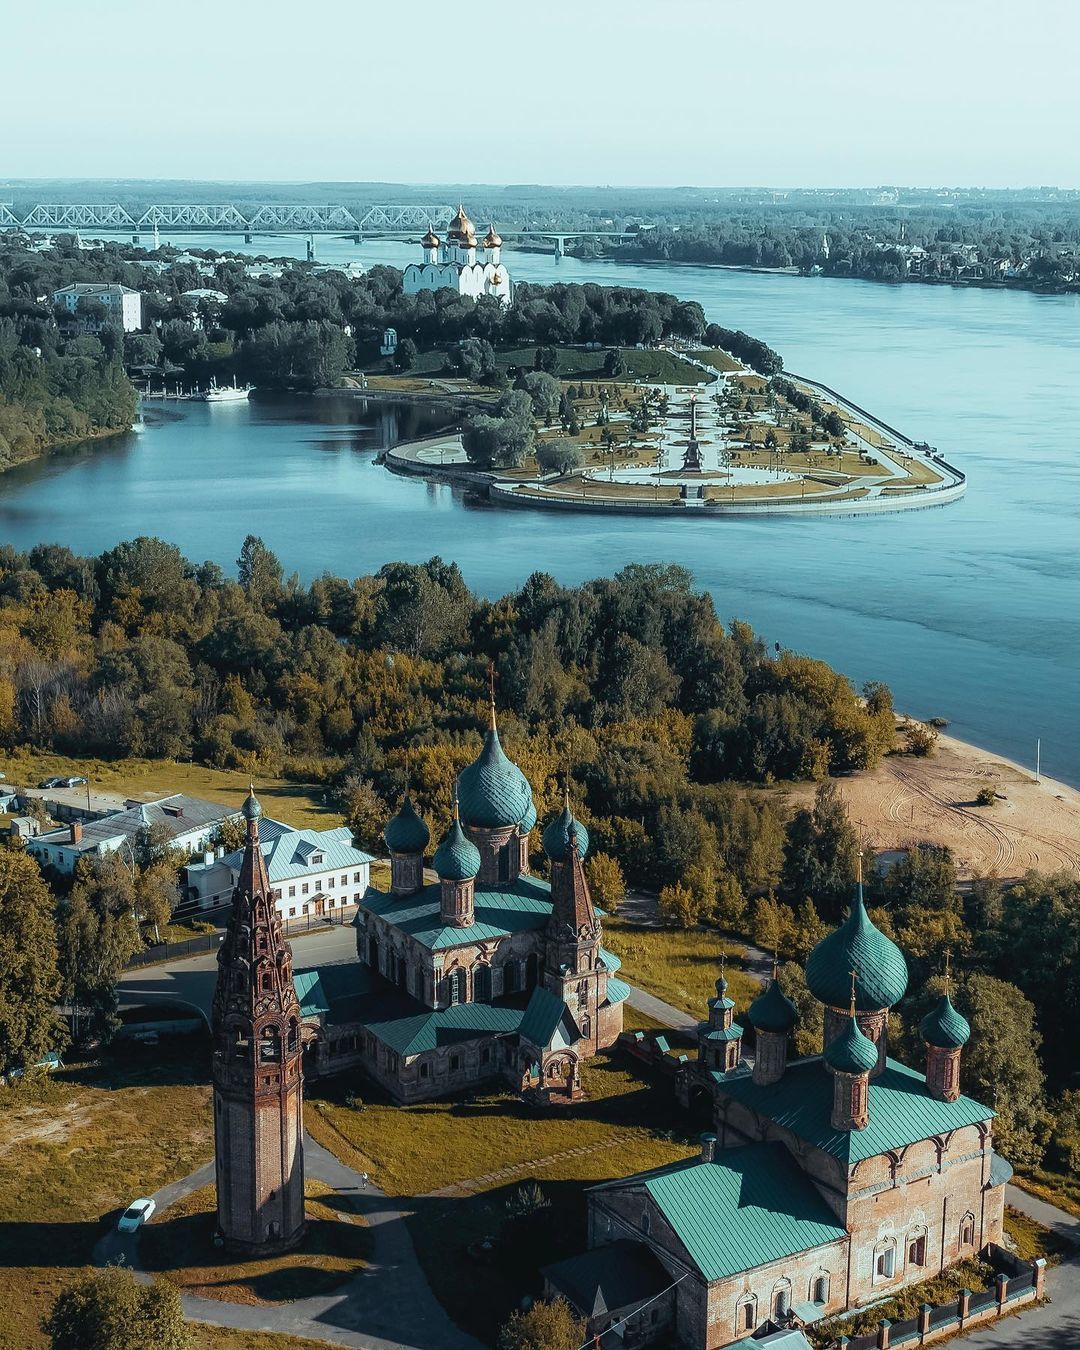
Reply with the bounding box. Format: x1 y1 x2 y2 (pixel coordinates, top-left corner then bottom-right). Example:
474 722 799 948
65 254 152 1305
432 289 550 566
212 787 306 1255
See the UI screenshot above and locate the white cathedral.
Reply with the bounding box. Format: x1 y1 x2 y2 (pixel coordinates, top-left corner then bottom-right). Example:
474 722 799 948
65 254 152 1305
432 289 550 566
402 204 512 305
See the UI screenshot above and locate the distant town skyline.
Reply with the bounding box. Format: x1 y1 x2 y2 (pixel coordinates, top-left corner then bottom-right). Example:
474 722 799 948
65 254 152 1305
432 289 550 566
5 0 1077 188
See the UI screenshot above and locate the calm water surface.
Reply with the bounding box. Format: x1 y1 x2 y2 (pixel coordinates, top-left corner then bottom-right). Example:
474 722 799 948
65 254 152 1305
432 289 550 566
3 237 1078 781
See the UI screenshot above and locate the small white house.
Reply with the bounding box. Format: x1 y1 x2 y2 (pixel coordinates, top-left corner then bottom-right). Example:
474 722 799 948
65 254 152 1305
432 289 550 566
380 327 398 357
181 819 376 922
52 283 143 333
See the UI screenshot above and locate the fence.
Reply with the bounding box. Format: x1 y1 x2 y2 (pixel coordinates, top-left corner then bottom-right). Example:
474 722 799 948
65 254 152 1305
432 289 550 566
820 1255 1045 1348
126 910 355 968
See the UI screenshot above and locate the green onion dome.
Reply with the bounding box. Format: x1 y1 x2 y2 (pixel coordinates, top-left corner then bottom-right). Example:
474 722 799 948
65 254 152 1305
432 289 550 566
433 818 481 882
384 795 430 854
709 974 734 1010
806 888 908 1011
242 786 262 821
920 992 971 1048
748 979 799 1034
520 799 537 834
825 1015 879 1075
543 805 589 862
457 726 533 829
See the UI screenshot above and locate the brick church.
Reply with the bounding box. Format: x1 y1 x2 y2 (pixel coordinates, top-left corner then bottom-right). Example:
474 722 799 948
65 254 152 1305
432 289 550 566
296 701 629 1102
549 876 1013 1349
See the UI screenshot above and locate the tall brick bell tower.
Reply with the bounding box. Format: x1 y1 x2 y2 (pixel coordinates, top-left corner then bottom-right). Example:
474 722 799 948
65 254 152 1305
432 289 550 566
211 787 306 1255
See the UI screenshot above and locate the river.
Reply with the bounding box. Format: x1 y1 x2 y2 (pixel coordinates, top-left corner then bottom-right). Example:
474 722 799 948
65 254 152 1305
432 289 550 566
2 236 1079 782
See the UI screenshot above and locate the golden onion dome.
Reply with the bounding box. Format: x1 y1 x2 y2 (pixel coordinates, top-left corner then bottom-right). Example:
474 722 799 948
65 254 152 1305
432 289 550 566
421 225 441 248
447 203 477 243
482 223 502 248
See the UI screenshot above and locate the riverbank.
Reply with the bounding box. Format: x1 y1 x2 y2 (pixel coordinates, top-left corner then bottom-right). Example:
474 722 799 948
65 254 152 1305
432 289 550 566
0 421 136 476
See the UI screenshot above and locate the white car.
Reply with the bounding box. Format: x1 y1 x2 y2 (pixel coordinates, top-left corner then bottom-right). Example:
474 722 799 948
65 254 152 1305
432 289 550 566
117 1197 156 1232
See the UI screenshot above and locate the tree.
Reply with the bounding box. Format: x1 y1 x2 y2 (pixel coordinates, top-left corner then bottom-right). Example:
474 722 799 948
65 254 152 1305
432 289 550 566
533 345 559 374
347 778 389 854
535 439 584 476
44 1266 190 1350
236 534 283 609
602 348 626 377
393 337 417 371
776 960 823 1057
211 816 248 854
657 880 701 928
781 782 857 920
586 851 625 914
498 1299 585 1350
0 850 64 1072
56 853 142 1045
523 371 561 421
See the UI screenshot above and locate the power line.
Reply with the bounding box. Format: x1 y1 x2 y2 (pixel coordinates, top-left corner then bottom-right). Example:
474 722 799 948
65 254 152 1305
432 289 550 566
574 1269 691 1350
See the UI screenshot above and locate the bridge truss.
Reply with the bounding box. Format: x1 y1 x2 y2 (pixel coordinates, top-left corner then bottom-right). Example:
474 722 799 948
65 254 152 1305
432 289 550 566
2 202 455 234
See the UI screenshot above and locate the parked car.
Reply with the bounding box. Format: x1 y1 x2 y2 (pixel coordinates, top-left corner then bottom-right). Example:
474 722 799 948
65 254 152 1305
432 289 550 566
38 776 65 788
64 776 88 787
117 1197 156 1232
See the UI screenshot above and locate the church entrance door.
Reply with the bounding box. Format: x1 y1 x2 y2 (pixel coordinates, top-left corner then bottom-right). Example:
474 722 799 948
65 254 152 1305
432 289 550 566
314 896 325 917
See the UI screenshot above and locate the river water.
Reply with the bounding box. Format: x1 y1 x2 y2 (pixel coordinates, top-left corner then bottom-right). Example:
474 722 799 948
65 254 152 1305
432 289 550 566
2 236 1078 781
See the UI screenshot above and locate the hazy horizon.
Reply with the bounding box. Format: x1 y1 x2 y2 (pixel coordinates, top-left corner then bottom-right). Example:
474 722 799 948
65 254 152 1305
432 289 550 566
5 0 1077 189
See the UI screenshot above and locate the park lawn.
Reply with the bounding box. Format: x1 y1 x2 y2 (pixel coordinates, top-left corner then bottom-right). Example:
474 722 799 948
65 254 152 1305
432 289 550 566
689 348 743 373
1012 1167 1080 1221
601 917 756 1021
0 748 340 835
192 1331 329 1350
141 1180 370 1305
1002 1205 1069 1264
0 1041 213 1348
494 345 709 386
306 1055 693 1199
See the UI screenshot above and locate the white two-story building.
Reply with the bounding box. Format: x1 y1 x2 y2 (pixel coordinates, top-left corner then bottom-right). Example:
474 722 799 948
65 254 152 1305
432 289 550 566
52 283 143 333
181 819 376 923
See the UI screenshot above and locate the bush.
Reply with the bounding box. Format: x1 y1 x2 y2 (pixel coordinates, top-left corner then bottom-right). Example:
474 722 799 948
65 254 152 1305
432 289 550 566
904 721 938 757
586 851 626 914
975 785 997 806
536 439 585 476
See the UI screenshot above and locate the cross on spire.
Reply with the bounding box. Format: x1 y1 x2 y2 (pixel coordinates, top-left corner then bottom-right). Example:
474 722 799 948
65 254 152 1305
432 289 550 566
849 968 858 1017
487 661 497 730
943 949 952 994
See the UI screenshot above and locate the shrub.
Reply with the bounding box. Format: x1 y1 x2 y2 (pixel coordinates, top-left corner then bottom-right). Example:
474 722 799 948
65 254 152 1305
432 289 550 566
975 785 997 807
904 721 938 757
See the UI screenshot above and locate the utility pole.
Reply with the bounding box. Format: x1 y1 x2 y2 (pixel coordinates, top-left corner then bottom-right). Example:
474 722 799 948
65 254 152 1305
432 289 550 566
1035 738 1041 783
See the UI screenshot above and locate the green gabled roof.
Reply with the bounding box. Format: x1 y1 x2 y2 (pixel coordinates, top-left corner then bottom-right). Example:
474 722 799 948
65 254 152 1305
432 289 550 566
699 1022 744 1042
366 1000 525 1057
713 1057 993 1165
362 875 554 949
594 1142 846 1282
519 985 571 1048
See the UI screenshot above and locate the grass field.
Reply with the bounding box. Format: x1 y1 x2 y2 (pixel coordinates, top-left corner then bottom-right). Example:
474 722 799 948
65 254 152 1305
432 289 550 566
142 1180 370 1305
688 348 743 373
0 748 339 835
0 1041 214 1348
192 1331 327 1350
601 918 756 1020
363 344 710 387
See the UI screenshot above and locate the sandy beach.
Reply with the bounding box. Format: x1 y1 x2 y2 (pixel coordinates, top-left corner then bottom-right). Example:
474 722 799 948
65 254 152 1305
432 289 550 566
785 730 1080 882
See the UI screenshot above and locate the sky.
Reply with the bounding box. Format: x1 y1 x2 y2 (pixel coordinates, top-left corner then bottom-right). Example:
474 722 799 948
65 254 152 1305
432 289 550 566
3 0 1077 188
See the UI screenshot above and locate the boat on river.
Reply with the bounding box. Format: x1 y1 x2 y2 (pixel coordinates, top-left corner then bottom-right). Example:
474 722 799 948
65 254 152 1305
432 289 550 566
201 379 252 403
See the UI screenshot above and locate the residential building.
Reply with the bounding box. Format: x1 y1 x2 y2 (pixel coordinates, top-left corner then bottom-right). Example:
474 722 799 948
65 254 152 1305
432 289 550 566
52 282 142 333
181 819 375 922
559 880 1009 1348
181 287 228 304
402 204 512 305
27 793 240 875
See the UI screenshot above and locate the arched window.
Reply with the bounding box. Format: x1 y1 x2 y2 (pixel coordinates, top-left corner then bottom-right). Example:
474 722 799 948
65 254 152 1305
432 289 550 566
811 1273 830 1305
286 1019 299 1053
736 1296 757 1332
447 967 466 1006
771 1281 791 1319
261 971 272 991
960 1213 976 1247
259 1027 280 1063
907 1228 928 1267
504 960 520 995
526 953 539 991
640 1209 650 1235
874 1238 897 1281
474 963 492 1003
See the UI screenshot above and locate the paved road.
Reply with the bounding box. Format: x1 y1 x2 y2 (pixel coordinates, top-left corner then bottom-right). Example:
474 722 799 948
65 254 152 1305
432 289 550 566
95 1134 481 1350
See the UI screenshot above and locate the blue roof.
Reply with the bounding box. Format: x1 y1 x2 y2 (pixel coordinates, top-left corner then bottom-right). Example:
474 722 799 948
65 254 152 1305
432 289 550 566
714 1057 993 1165
593 1142 846 1281
362 874 555 949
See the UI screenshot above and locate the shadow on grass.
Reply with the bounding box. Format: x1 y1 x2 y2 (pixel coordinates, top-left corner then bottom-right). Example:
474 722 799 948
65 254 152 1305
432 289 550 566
62 1038 212 1093
140 1203 372 1305
0 1219 105 1271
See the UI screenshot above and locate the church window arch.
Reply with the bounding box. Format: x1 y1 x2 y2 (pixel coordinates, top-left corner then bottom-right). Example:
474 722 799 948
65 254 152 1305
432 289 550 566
907 1226 928 1267
260 970 272 991
771 1279 791 1319
504 959 521 995
736 1295 757 1332
259 1026 281 1063
874 1237 897 1281
447 966 466 1006
959 1212 976 1248
286 1019 299 1053
474 963 492 1003
810 1272 830 1305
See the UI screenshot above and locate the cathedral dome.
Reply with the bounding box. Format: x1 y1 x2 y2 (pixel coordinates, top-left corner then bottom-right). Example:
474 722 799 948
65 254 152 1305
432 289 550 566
243 786 262 821
543 804 589 862
457 724 533 829
433 817 481 882
384 795 430 855
825 1014 879 1075
520 799 537 834
748 978 799 1034
447 204 477 244
421 226 441 249
482 224 502 248
805 888 908 1011
920 992 971 1048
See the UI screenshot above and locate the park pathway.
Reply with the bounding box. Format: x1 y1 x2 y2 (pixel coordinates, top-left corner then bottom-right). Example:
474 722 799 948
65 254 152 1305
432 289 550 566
94 1133 483 1350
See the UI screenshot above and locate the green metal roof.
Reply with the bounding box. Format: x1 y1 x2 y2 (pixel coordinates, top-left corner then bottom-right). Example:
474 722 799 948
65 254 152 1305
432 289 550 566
457 726 533 829
362 875 554 949
595 1142 846 1282
543 805 590 862
519 985 570 1047
805 886 908 1011
599 947 621 973
921 992 971 1048
713 1057 993 1165
384 795 430 854
432 817 481 881
748 979 799 1034
824 1015 879 1074
700 1022 744 1042
605 976 631 1005
366 1000 525 1056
